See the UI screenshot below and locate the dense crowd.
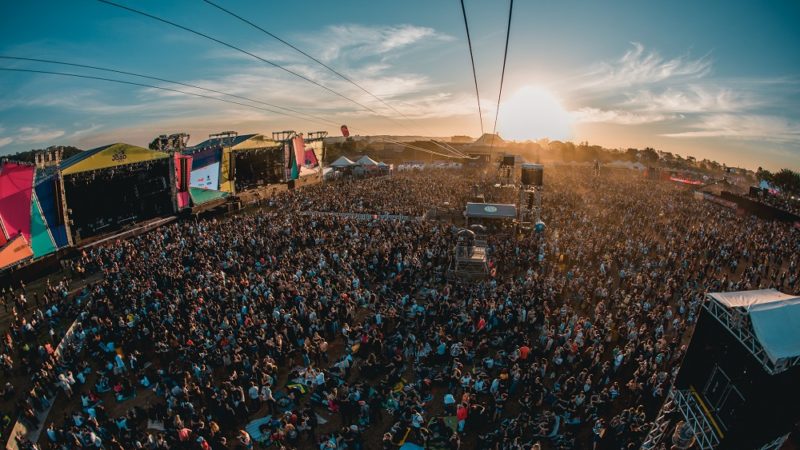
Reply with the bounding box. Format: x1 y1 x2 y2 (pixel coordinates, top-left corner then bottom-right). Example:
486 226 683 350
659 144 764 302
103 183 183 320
278 170 476 217
749 191 800 216
1 167 798 450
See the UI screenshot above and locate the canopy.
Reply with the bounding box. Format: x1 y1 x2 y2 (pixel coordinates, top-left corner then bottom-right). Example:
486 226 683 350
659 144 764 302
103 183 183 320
329 156 355 168
465 202 517 219
61 143 168 175
709 289 798 309
355 155 379 166
709 289 800 362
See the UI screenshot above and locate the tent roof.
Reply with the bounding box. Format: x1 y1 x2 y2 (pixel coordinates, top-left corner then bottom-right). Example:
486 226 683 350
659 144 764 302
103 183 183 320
709 289 800 361
355 155 380 166
329 156 355 167
465 202 517 219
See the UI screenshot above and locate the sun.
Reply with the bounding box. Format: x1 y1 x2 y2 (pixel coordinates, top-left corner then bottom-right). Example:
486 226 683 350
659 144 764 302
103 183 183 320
496 86 573 141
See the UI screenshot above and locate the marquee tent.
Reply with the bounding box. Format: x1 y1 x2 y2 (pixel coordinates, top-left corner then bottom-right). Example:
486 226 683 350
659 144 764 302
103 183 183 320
329 156 355 168
355 155 380 166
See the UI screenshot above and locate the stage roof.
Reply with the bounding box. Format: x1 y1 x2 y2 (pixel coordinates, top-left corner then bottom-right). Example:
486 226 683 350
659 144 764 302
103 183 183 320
192 133 256 150
709 289 800 361
191 133 279 151
465 202 517 219
61 143 168 175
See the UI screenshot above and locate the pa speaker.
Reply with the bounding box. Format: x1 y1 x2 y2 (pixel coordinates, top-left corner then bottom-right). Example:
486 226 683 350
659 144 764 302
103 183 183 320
521 163 543 186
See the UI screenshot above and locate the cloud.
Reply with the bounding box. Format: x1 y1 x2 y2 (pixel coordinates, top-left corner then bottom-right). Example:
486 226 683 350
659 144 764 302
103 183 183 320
311 24 453 62
0 137 12 148
625 86 756 113
17 126 65 144
661 114 800 144
579 42 712 90
572 107 679 125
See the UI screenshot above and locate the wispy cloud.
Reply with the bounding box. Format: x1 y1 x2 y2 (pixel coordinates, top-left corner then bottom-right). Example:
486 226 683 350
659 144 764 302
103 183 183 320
625 85 756 113
661 114 800 143
564 41 800 158
572 107 680 125
578 42 711 90
0 137 12 148
17 126 65 144
311 24 453 62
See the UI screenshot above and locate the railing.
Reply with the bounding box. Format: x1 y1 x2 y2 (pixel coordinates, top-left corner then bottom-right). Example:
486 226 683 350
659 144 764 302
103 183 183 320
300 211 422 221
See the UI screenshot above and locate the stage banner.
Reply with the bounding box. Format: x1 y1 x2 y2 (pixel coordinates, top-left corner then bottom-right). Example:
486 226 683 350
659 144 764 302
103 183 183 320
0 234 33 270
219 147 233 193
30 194 57 258
292 135 306 169
34 176 69 247
175 154 192 209
0 162 35 241
61 143 168 175
191 162 220 190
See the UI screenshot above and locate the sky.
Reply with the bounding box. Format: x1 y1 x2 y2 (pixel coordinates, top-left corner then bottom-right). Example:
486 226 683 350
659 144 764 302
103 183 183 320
0 0 799 171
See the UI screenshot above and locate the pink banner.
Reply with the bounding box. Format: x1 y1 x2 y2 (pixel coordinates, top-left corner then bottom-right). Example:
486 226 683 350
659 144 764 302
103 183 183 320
0 162 35 241
293 135 306 168
174 154 192 209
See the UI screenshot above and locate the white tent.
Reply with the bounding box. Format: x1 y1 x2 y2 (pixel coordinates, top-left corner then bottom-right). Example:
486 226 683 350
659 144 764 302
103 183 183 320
708 289 800 362
355 155 380 166
329 156 355 168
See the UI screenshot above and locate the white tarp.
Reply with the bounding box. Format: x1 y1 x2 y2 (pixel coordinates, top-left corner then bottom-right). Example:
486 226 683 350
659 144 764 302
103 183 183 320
709 289 798 309
355 155 380 166
709 289 800 362
329 156 354 168
749 299 800 361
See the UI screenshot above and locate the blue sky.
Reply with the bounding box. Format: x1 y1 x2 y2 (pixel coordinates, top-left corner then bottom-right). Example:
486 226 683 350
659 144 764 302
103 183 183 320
1 0 799 170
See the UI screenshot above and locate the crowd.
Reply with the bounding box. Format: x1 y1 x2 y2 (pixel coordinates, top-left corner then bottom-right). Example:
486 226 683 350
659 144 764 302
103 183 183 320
278 170 476 217
749 190 800 216
1 166 798 450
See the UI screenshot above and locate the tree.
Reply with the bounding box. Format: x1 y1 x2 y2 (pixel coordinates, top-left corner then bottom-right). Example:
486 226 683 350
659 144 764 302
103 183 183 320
771 168 800 195
640 147 659 163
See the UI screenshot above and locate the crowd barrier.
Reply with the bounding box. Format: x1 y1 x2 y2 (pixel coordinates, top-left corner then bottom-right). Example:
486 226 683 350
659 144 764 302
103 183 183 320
300 211 422 222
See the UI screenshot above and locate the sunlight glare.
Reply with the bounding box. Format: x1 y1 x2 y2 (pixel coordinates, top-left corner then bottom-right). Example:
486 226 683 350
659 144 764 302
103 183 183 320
496 86 573 141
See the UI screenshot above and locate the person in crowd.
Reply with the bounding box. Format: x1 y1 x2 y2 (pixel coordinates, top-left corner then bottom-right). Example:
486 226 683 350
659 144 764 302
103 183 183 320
1 167 797 449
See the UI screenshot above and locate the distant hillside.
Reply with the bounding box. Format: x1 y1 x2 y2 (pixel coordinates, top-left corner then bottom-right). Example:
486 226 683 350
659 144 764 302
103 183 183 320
4 146 83 163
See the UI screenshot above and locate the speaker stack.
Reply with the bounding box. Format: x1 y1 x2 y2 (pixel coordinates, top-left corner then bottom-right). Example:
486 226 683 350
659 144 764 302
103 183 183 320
521 163 543 186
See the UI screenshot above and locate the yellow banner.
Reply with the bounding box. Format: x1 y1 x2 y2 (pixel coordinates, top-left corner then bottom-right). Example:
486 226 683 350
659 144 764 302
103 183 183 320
219 147 233 193
62 143 168 175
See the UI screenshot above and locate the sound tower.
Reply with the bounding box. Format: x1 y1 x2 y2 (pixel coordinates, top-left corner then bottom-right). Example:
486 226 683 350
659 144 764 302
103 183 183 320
642 290 800 449
521 163 543 186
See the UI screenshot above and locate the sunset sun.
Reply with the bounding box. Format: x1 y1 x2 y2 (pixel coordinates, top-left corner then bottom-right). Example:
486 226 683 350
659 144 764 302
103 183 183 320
497 85 573 141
